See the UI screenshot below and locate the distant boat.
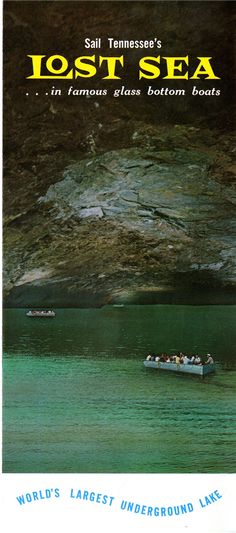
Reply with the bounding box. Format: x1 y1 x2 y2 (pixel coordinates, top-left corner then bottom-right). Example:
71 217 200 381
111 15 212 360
26 310 56 318
143 360 215 376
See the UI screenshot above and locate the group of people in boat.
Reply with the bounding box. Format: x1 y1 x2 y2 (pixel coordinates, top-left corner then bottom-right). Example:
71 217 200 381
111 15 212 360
145 352 214 365
28 310 54 315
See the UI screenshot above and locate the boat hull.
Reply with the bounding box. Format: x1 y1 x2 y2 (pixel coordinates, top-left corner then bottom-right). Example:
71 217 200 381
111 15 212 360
143 360 215 376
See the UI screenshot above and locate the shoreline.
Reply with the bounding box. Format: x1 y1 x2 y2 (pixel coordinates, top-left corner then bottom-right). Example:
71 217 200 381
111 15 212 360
3 286 236 308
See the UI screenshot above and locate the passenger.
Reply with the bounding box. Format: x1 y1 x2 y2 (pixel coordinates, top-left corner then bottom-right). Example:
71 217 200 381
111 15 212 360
155 355 160 362
205 354 214 364
183 355 190 365
146 354 152 361
166 356 171 363
194 355 202 365
175 354 181 364
190 355 195 364
151 353 156 361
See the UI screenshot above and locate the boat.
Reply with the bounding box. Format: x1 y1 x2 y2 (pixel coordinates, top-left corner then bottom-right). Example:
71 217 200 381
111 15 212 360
143 360 215 376
26 310 56 318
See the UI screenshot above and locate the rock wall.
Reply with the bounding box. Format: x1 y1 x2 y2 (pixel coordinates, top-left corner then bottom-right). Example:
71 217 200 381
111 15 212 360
3 1 236 306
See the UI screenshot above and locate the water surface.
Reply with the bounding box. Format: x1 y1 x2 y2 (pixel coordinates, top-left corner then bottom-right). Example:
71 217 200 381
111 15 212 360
3 305 236 473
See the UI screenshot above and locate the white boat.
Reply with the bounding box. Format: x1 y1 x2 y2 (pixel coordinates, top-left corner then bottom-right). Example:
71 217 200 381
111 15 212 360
144 360 215 376
26 310 56 318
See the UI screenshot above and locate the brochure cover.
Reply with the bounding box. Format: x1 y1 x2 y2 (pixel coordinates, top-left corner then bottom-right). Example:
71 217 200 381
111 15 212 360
2 1 236 531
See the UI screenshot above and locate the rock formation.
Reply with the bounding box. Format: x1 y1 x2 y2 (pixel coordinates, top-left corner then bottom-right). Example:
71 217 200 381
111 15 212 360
3 1 236 306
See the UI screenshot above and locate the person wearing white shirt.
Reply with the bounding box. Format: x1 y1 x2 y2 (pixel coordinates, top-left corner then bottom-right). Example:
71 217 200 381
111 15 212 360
206 354 214 364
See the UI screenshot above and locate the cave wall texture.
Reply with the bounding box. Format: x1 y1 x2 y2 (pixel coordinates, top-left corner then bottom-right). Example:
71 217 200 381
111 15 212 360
3 0 236 306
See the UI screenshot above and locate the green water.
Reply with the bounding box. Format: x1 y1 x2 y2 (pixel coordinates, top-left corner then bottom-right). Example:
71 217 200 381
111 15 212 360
3 305 236 473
